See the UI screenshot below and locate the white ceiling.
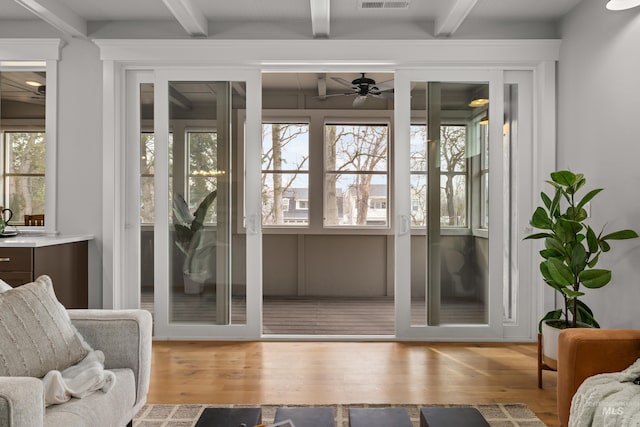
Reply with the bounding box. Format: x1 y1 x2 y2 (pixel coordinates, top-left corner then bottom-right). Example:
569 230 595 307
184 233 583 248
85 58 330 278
0 0 585 38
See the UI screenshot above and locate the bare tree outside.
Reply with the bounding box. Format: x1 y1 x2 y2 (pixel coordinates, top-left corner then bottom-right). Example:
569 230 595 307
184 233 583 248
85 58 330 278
261 123 309 226
440 125 466 226
409 125 466 228
4 132 46 223
325 124 388 226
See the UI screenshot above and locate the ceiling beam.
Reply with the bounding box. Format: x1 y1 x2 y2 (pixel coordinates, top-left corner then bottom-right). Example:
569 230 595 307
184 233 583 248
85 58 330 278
161 0 208 37
310 0 330 38
14 0 86 38
434 0 478 38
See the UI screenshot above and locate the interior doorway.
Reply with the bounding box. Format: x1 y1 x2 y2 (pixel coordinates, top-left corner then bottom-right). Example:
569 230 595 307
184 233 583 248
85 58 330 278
260 71 396 336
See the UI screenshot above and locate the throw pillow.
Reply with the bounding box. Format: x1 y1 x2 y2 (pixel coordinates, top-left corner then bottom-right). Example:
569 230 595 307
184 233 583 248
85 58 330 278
0 275 90 378
0 278 11 293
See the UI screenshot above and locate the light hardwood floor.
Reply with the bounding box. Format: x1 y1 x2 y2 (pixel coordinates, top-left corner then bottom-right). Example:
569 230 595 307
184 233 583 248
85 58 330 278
148 341 560 426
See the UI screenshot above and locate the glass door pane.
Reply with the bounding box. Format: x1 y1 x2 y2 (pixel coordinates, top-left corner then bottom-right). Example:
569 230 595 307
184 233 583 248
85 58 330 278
167 81 237 325
412 81 489 325
398 70 505 340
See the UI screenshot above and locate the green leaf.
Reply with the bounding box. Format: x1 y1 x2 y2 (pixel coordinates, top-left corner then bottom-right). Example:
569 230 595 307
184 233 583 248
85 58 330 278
601 229 640 241
550 187 563 218
555 218 582 242
566 207 588 222
574 176 586 193
570 243 587 272
524 232 554 240
540 249 562 259
586 226 599 253
541 192 552 210
530 207 552 229
599 239 611 252
587 252 600 268
539 309 563 333
546 257 574 287
551 170 577 187
561 288 585 299
576 302 600 328
579 269 611 289
576 188 603 210
545 237 566 257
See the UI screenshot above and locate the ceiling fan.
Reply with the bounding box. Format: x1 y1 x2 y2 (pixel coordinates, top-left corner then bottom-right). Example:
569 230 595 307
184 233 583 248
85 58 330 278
325 73 394 107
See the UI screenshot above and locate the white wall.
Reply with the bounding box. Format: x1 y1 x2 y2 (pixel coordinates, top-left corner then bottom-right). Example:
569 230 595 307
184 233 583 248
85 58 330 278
559 2 640 328
56 39 103 308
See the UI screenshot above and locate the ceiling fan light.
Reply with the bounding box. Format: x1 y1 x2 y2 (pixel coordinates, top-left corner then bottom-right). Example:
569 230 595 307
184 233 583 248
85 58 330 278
606 0 640 10
25 80 43 87
469 98 489 108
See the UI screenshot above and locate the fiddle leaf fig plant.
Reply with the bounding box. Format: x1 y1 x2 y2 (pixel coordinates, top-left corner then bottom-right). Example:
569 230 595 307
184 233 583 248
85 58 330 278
525 170 638 331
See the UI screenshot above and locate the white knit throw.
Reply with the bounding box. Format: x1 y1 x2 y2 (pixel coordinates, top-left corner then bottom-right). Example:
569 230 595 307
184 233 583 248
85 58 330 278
41 349 116 407
570 358 640 427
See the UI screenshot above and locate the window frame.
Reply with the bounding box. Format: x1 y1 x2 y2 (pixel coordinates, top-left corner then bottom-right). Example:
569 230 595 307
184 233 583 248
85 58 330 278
1 129 47 225
260 119 311 228
323 120 391 230
0 54 57 233
409 119 472 236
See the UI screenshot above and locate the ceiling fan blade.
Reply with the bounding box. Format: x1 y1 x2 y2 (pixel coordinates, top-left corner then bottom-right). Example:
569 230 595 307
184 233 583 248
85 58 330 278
352 95 368 107
374 79 394 91
331 77 355 89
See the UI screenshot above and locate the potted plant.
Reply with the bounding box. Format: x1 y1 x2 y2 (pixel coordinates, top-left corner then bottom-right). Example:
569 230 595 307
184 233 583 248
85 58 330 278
525 170 638 367
173 190 217 294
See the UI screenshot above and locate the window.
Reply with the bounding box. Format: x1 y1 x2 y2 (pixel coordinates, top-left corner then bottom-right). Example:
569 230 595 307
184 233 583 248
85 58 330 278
188 131 217 223
140 132 155 224
324 124 389 227
261 123 309 226
409 124 467 228
479 120 489 229
2 132 46 224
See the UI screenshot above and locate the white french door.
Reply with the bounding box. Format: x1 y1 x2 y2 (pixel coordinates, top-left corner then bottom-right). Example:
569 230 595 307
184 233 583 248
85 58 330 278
124 68 262 339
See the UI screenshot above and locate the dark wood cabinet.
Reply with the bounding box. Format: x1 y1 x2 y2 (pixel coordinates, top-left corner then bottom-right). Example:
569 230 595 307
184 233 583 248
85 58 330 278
0 240 88 308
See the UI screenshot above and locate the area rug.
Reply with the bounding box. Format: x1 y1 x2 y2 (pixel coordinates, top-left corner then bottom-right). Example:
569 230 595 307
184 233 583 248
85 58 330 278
133 403 546 426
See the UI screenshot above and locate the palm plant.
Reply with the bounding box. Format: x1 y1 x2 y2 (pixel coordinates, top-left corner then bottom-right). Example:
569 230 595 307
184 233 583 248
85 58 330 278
525 171 638 331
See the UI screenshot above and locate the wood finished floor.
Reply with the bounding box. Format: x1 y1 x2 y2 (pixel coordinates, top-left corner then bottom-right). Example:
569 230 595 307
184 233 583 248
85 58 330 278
148 341 559 426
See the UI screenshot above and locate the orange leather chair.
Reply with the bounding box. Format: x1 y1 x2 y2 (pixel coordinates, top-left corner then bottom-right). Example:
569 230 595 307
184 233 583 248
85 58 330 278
557 328 640 426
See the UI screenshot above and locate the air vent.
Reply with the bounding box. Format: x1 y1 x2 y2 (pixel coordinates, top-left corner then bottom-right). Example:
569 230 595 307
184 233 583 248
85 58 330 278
359 0 411 9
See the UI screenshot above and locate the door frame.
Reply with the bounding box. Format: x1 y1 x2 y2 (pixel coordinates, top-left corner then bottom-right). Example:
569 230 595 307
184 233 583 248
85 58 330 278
99 39 558 341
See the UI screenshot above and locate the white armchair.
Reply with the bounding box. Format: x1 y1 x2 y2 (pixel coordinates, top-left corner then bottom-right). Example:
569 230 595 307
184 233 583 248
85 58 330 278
0 309 152 427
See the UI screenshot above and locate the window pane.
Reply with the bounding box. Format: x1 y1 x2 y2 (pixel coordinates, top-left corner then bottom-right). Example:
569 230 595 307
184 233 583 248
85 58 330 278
262 173 309 226
440 174 466 226
440 126 466 172
326 124 388 172
410 125 428 172
7 176 45 222
261 123 309 227
410 174 427 227
6 133 46 175
325 173 387 226
262 124 309 171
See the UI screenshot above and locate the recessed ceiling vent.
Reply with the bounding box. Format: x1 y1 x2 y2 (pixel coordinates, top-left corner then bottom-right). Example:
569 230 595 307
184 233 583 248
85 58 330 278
359 0 411 9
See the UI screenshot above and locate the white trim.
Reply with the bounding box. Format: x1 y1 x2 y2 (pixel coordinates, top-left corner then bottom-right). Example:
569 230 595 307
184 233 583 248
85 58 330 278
14 0 87 38
434 0 479 37
0 39 63 60
310 0 330 38
44 60 58 234
161 0 208 37
93 39 560 65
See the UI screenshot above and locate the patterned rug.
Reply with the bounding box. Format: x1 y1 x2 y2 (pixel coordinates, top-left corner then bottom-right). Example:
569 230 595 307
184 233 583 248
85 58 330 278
133 403 546 426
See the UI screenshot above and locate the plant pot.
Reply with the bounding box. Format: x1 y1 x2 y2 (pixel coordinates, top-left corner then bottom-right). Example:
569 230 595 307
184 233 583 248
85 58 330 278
540 319 592 370
183 274 205 295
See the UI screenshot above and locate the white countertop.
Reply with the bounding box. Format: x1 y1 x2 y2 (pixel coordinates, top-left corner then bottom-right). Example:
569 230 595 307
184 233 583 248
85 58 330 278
0 233 93 247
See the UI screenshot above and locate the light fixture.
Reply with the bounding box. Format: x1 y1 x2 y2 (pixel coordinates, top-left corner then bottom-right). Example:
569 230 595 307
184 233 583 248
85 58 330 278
469 98 489 108
606 0 640 10
479 114 489 126
25 80 43 87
